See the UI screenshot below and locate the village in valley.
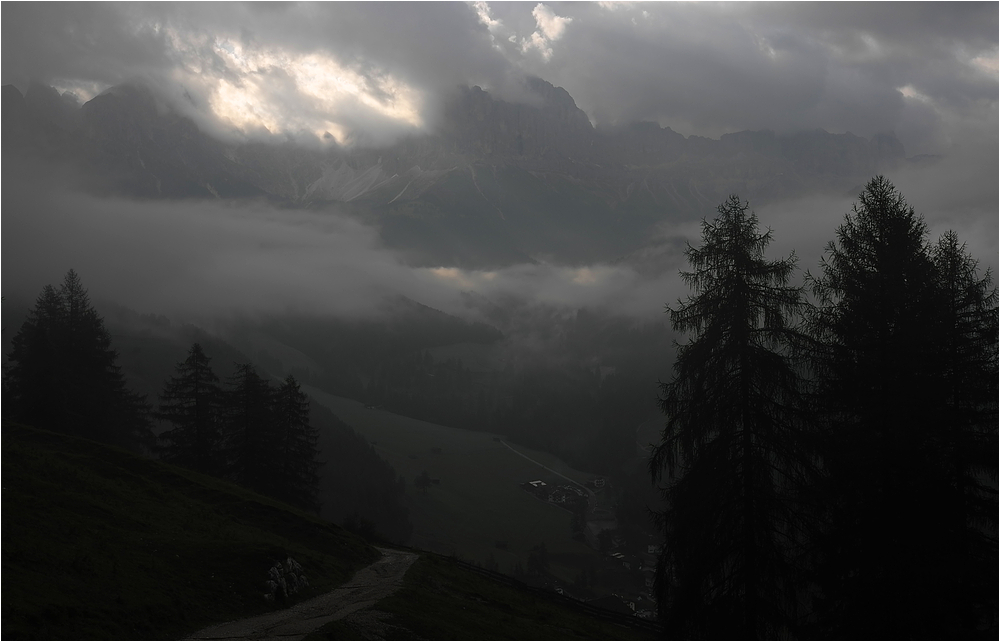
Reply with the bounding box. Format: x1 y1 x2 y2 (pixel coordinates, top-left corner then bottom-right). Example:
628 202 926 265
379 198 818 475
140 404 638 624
520 476 660 620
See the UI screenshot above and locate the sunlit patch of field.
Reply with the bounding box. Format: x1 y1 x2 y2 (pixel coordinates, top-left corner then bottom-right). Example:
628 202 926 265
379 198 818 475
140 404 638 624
305 388 607 584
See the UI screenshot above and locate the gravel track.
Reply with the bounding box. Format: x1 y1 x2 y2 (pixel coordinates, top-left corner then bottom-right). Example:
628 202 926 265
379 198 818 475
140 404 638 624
188 548 418 641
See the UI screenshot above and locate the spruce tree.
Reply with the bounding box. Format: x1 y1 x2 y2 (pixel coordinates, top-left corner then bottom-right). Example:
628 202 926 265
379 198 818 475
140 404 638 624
7 285 65 430
6 270 152 451
651 196 810 639
929 230 998 632
271 375 321 511
157 343 224 476
222 363 277 495
805 176 960 637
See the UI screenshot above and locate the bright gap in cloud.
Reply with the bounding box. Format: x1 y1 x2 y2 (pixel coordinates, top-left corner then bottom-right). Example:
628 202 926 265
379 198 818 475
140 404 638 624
521 3 572 61
898 84 932 103
202 38 424 143
970 52 999 75
50 81 105 103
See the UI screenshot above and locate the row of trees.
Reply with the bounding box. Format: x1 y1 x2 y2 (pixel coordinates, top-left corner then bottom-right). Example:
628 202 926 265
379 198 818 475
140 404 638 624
3 272 321 513
158 345 321 511
651 176 997 639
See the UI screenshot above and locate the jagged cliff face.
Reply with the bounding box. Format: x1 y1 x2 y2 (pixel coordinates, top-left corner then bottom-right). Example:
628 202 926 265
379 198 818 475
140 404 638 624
2 78 908 268
441 79 597 160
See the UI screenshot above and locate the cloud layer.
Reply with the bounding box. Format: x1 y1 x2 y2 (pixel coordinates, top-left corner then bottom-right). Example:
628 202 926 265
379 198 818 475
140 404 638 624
4 158 994 332
3 2 995 153
1 175 685 324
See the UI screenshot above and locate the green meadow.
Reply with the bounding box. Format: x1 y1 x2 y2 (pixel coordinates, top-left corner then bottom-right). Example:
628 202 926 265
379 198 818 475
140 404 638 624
305 388 609 584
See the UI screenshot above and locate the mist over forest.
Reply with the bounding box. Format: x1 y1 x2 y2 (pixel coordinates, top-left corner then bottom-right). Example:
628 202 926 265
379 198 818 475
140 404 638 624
2 2 997 639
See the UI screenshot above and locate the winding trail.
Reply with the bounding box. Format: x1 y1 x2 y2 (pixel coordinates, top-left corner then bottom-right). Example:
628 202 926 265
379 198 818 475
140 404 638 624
188 548 418 641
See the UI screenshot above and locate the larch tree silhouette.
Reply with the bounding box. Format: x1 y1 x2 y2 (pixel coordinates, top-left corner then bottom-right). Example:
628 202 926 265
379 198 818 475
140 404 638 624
651 196 811 639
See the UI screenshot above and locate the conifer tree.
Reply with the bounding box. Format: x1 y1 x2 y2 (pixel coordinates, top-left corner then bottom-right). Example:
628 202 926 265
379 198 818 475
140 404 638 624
805 176 964 637
222 363 276 495
271 375 321 511
651 196 810 639
7 285 65 430
929 230 999 632
157 343 224 475
6 270 152 451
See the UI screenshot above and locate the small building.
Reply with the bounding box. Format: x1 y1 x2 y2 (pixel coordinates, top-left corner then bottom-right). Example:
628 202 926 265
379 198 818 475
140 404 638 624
585 517 618 549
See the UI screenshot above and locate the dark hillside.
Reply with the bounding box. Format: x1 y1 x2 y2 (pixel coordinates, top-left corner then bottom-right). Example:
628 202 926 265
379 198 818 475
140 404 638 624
1 423 379 640
3 422 659 641
306 552 660 641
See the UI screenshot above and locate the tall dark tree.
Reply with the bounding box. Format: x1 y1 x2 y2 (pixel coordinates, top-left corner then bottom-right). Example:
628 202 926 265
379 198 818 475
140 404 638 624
5 270 152 451
222 363 276 495
805 176 971 637
929 230 998 632
6 285 65 430
157 343 224 476
651 196 810 639
271 375 322 511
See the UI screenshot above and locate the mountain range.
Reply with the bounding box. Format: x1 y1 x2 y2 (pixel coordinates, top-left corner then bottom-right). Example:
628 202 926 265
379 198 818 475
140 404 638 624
3 77 915 268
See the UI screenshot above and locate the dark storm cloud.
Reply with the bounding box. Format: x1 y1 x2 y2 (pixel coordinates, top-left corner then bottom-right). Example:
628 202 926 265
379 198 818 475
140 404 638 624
2 2 995 153
1 3 174 93
531 2 996 154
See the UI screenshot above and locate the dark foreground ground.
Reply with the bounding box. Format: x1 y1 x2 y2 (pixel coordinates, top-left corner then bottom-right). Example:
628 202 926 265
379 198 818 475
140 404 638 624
2 423 657 640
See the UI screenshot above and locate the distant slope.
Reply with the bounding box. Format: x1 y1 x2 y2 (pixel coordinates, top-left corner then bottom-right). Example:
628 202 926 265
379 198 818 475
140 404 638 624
303 389 614 587
1 423 379 640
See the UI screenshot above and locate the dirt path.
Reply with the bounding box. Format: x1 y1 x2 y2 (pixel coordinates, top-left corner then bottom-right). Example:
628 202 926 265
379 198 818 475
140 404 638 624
188 548 418 641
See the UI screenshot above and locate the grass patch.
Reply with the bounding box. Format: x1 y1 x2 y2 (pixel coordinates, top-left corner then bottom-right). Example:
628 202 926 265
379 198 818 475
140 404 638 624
306 553 657 640
303 390 610 584
2 423 380 640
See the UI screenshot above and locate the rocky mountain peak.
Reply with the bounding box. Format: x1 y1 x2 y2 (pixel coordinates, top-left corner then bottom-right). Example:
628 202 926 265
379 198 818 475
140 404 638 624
440 79 596 161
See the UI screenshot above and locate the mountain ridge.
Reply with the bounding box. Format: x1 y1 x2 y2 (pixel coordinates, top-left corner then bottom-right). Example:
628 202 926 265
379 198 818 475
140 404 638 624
3 78 915 268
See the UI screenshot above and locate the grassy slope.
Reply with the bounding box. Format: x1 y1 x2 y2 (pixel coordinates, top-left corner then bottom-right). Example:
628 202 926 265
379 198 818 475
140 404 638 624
306 553 658 641
305 389 610 584
1 423 379 640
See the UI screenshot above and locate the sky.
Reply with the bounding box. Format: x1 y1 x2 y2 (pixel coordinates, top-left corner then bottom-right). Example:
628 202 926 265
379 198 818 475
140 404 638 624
2 2 997 328
3 2 996 152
